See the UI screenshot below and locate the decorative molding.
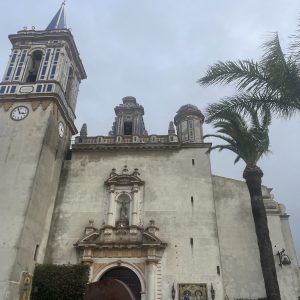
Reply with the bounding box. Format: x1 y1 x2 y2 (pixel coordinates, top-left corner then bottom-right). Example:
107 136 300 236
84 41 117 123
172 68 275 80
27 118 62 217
0 94 78 134
92 263 106 280
31 100 40 111
3 102 13 111
74 221 167 262
92 261 147 293
41 100 51 111
134 263 145 275
92 248 146 258
20 86 34 93
105 166 144 187
72 142 211 152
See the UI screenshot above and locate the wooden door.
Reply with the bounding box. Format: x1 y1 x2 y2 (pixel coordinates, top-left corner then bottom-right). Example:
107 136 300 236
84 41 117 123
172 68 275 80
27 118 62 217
85 278 136 300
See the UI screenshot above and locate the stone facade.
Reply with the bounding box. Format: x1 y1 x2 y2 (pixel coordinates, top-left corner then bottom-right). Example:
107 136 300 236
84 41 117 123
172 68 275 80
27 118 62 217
0 6 299 300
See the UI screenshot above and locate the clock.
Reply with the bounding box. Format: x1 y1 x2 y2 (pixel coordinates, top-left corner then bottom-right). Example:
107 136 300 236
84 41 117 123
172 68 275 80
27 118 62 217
10 105 29 121
58 122 65 138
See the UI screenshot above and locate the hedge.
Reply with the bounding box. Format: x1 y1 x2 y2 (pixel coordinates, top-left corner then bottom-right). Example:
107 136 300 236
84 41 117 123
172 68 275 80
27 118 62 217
30 264 89 300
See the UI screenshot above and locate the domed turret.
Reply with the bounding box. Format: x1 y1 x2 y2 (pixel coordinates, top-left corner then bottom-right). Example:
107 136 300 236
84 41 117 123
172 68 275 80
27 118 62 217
174 104 204 143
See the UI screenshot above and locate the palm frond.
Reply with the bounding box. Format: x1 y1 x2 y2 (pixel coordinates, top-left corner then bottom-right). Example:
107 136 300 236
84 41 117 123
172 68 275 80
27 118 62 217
205 107 271 165
205 92 299 124
198 60 269 93
204 133 236 146
261 33 286 66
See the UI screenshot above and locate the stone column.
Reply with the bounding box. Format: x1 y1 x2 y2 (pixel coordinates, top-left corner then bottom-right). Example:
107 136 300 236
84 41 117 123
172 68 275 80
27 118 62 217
147 260 157 300
131 186 139 226
107 185 115 227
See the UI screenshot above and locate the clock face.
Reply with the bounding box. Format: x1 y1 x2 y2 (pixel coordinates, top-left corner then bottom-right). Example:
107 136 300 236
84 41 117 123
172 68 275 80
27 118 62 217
11 106 29 121
58 122 65 138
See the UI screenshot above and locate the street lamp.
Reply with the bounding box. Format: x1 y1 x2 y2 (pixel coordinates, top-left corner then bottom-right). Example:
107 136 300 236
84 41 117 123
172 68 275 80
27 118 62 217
210 283 215 300
171 283 176 300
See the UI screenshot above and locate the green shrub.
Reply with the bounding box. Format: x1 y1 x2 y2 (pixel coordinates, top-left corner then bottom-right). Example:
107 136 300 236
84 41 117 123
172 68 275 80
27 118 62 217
30 264 89 300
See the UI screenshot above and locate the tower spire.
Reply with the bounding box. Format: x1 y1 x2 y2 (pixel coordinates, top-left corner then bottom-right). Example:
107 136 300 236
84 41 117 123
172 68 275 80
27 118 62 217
46 1 67 31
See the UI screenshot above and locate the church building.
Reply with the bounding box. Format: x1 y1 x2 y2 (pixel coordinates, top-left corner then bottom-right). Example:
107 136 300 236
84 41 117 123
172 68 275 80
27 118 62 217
0 3 299 300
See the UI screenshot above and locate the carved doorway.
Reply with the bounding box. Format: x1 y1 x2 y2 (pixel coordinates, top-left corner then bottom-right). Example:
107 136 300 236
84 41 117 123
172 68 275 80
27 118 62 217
85 278 135 300
100 267 141 300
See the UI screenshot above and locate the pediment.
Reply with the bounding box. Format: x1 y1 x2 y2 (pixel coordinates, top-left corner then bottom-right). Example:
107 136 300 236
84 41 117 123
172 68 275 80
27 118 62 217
105 174 144 186
74 230 100 245
142 231 163 246
74 226 166 250
105 166 144 187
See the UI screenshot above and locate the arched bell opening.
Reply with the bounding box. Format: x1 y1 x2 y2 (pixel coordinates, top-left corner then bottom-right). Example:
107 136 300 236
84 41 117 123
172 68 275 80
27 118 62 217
25 50 43 83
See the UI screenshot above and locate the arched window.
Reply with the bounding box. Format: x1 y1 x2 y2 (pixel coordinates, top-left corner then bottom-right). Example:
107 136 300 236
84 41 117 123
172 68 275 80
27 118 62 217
26 50 43 83
124 121 133 135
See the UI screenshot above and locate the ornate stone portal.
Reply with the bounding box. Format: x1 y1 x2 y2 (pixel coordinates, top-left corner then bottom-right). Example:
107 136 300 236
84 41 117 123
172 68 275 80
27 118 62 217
74 167 167 300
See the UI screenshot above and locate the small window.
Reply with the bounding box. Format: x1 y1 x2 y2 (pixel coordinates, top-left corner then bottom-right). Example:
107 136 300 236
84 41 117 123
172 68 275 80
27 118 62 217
188 120 194 140
190 238 193 247
192 159 195 166
34 244 39 261
5 50 19 81
36 85 42 92
0 86 6 94
40 49 52 80
124 121 133 135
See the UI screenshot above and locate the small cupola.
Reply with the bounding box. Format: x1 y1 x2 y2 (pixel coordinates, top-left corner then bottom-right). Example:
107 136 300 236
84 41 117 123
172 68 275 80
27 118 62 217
174 104 205 143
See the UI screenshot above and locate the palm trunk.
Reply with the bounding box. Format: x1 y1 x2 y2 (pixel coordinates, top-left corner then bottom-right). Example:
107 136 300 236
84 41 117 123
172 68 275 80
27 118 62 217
243 164 281 300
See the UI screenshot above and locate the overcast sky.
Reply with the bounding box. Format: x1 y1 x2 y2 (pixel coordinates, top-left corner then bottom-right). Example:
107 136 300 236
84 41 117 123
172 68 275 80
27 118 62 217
0 0 299 261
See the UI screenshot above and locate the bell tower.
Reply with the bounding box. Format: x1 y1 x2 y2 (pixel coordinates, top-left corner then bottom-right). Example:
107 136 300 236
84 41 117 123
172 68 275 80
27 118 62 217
0 3 86 299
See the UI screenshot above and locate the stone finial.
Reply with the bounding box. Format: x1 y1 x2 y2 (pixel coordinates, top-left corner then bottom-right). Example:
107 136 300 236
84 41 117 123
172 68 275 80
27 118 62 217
132 168 140 176
147 219 158 236
122 96 137 105
168 121 175 135
85 219 96 235
80 123 88 137
122 165 129 174
110 168 117 177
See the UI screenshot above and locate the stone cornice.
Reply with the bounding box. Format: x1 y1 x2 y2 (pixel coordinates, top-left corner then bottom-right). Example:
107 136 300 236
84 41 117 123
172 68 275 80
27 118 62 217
72 142 211 152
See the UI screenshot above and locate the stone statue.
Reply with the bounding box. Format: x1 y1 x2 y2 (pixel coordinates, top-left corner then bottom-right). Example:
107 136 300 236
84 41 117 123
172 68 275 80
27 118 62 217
19 271 32 300
120 201 128 219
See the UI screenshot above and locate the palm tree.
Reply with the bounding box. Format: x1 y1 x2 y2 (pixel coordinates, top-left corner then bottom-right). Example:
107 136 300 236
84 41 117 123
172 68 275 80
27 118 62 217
198 33 300 123
204 108 281 300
